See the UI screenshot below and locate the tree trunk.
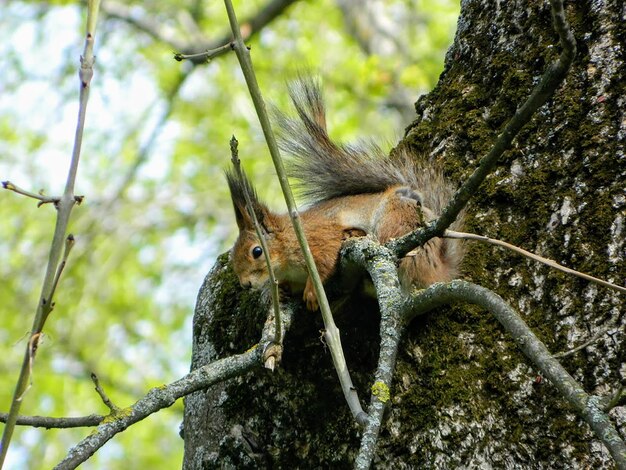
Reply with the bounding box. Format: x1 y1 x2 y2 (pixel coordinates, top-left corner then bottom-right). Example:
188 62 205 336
183 1 625 468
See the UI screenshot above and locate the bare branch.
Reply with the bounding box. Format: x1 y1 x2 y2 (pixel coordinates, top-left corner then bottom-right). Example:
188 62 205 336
207 0 299 61
342 237 407 468
601 386 625 412
0 413 103 430
173 42 234 63
91 373 120 413
54 296 294 469
46 235 76 324
444 230 626 294
106 71 189 208
0 1 101 465
223 0 366 423
54 350 261 470
404 281 626 468
230 135 283 360
387 0 577 258
553 322 619 359
2 181 60 207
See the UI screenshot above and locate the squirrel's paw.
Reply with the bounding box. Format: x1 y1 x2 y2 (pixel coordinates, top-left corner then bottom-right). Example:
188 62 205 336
303 280 319 311
342 228 367 240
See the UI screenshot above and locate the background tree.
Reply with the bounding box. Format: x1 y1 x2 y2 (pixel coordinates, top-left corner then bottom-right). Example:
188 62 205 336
0 0 458 468
183 1 625 468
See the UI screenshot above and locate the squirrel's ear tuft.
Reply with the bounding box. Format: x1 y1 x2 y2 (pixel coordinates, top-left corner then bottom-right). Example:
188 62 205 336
232 200 251 231
225 168 268 231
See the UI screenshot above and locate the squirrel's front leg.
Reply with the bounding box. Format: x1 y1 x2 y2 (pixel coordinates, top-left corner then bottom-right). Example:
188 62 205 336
303 258 338 311
301 229 343 311
303 276 319 311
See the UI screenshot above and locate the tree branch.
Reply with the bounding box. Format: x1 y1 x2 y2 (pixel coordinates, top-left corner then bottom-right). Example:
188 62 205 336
1 181 60 207
200 0 299 63
0 2 101 466
230 136 283 362
90 373 120 413
0 413 103 430
553 319 620 359
54 301 294 469
601 386 625 412
342 237 407 469
387 0 577 258
54 350 260 470
106 70 189 209
223 0 366 424
404 281 626 468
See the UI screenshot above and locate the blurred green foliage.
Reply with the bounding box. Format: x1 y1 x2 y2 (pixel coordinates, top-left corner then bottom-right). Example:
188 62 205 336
0 0 458 467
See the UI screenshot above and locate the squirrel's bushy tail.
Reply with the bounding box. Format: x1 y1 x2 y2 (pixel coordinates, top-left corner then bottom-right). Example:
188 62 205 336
276 77 464 287
276 77 459 222
276 77 405 202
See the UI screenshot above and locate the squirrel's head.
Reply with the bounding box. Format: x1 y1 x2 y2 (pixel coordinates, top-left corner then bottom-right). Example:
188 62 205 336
226 168 279 289
231 229 272 289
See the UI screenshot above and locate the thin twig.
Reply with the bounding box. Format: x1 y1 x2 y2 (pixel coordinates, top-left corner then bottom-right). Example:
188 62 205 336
0 413 103 429
174 42 234 62
1 181 60 207
230 136 283 362
91 373 120 413
55 350 261 470
553 324 617 359
223 0 366 423
0 2 101 466
444 230 626 294
387 0 577 258
601 385 625 412
46 235 76 323
93 70 190 217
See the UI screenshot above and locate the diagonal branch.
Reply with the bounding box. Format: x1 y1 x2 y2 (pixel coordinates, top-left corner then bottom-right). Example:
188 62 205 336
54 350 260 470
404 281 626 468
387 0 577 258
101 2 187 51
230 136 283 363
54 301 294 469
223 0 366 424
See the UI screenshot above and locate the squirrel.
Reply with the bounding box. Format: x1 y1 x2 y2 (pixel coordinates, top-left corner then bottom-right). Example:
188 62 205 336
227 77 464 311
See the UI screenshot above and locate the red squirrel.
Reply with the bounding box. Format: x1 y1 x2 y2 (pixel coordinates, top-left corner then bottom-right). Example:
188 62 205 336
227 78 463 311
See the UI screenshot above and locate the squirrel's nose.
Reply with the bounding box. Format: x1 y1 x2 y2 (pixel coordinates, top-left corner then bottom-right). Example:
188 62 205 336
240 280 252 288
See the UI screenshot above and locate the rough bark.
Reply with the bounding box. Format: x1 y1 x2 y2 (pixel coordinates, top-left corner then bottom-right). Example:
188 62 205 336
183 1 625 468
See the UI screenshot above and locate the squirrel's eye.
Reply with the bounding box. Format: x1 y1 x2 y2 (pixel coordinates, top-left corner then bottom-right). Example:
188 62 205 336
251 246 263 259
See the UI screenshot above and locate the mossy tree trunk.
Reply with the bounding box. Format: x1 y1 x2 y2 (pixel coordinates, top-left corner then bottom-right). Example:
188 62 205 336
182 1 625 468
